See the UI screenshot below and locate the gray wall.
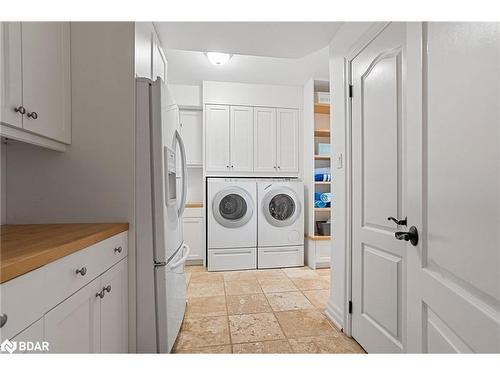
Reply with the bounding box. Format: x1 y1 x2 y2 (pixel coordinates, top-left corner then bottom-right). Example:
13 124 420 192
4 22 136 351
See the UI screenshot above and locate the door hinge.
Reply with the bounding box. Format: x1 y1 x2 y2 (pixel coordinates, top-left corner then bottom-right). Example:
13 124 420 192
348 300 353 314
349 85 353 98
154 261 167 267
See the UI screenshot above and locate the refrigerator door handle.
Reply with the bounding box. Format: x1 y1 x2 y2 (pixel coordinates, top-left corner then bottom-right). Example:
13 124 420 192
174 129 188 218
169 244 191 269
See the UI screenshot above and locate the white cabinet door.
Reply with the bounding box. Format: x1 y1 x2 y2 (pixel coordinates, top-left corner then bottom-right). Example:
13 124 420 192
100 259 128 353
253 107 277 172
11 318 45 353
230 106 254 172
180 109 203 166
205 104 230 173
277 108 299 173
0 22 23 129
21 22 71 143
44 277 101 353
183 217 204 261
152 32 167 82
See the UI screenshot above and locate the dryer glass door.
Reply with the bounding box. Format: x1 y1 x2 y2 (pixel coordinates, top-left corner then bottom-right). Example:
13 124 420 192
269 194 296 221
213 187 254 228
263 189 301 227
220 194 248 221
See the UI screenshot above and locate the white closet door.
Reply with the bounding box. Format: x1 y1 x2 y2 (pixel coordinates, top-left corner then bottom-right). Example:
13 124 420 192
253 107 277 172
0 22 23 129
205 105 230 173
230 106 254 172
277 108 299 173
21 22 71 143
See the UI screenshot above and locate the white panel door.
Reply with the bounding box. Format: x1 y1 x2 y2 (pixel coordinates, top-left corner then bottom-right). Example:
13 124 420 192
351 23 407 353
44 277 101 353
183 217 204 261
179 109 202 166
230 106 254 172
0 22 23 129
205 104 230 173
253 107 277 172
406 22 500 353
100 259 128 353
277 108 299 173
21 22 71 143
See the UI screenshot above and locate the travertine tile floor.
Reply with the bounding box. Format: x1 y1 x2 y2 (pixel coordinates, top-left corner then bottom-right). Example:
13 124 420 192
173 266 365 354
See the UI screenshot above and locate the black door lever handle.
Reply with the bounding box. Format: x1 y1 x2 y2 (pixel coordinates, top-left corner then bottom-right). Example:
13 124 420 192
387 216 407 226
395 226 419 246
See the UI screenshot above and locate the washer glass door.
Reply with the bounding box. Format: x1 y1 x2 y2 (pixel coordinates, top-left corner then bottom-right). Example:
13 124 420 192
263 189 300 227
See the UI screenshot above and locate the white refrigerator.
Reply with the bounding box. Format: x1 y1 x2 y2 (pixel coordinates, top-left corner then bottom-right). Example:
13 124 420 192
136 78 189 353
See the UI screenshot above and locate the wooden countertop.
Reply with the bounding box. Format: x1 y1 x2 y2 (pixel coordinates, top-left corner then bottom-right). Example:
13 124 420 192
185 202 203 208
0 223 129 284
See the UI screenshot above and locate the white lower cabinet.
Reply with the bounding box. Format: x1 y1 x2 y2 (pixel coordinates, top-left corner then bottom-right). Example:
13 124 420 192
100 259 128 353
11 318 45 353
44 277 101 353
44 258 128 353
183 207 204 263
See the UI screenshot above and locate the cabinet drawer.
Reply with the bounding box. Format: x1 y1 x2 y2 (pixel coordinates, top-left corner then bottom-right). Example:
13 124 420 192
44 232 128 308
0 266 47 341
208 247 256 271
258 246 304 269
184 207 203 218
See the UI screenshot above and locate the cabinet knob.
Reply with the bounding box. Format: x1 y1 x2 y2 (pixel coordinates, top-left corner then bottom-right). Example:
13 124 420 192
105 285 112 293
0 313 7 328
277 166 281 169
226 165 229 169
27 111 38 120
114 246 122 254
231 165 234 169
14 106 26 115
96 290 105 299
76 266 87 276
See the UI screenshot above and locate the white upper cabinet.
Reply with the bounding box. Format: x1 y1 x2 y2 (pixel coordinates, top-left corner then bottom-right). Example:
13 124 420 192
179 109 203 166
277 108 299 173
21 22 71 143
205 104 230 172
0 22 71 147
253 107 277 172
230 106 254 172
0 22 23 129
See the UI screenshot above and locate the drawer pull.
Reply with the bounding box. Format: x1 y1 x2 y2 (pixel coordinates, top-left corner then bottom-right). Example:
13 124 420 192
114 246 122 254
14 106 26 115
0 313 7 328
75 266 87 276
104 285 111 293
96 290 105 299
27 111 38 120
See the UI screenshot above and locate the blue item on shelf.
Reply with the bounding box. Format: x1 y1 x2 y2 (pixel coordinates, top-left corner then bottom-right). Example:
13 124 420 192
317 143 331 156
314 200 327 208
320 192 332 203
315 173 331 181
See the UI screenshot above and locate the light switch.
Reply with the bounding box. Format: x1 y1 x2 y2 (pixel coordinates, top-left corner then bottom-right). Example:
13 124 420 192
336 153 343 169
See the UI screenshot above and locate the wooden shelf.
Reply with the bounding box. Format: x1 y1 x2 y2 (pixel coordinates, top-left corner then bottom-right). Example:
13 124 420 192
314 129 330 137
315 181 331 185
307 235 332 241
314 155 330 160
314 103 330 115
185 202 203 208
314 207 331 212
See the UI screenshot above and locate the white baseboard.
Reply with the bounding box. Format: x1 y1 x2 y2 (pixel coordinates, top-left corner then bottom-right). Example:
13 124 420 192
325 298 345 332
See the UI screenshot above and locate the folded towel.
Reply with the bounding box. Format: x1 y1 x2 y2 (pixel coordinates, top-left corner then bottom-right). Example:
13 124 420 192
315 173 331 181
320 193 333 203
314 200 326 208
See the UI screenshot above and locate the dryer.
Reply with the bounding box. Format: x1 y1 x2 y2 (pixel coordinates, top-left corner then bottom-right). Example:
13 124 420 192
257 179 304 268
207 178 257 271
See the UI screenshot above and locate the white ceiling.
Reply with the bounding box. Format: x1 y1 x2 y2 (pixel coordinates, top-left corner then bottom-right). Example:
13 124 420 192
164 46 330 86
154 22 342 58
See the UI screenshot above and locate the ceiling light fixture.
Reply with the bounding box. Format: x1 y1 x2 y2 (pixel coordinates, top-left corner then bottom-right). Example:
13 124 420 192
206 52 232 66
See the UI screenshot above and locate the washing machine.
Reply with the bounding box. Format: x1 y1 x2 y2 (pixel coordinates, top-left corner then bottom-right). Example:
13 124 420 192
257 179 304 268
207 178 257 271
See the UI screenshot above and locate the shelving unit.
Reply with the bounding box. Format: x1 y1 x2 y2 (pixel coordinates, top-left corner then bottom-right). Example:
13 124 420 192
302 79 332 269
